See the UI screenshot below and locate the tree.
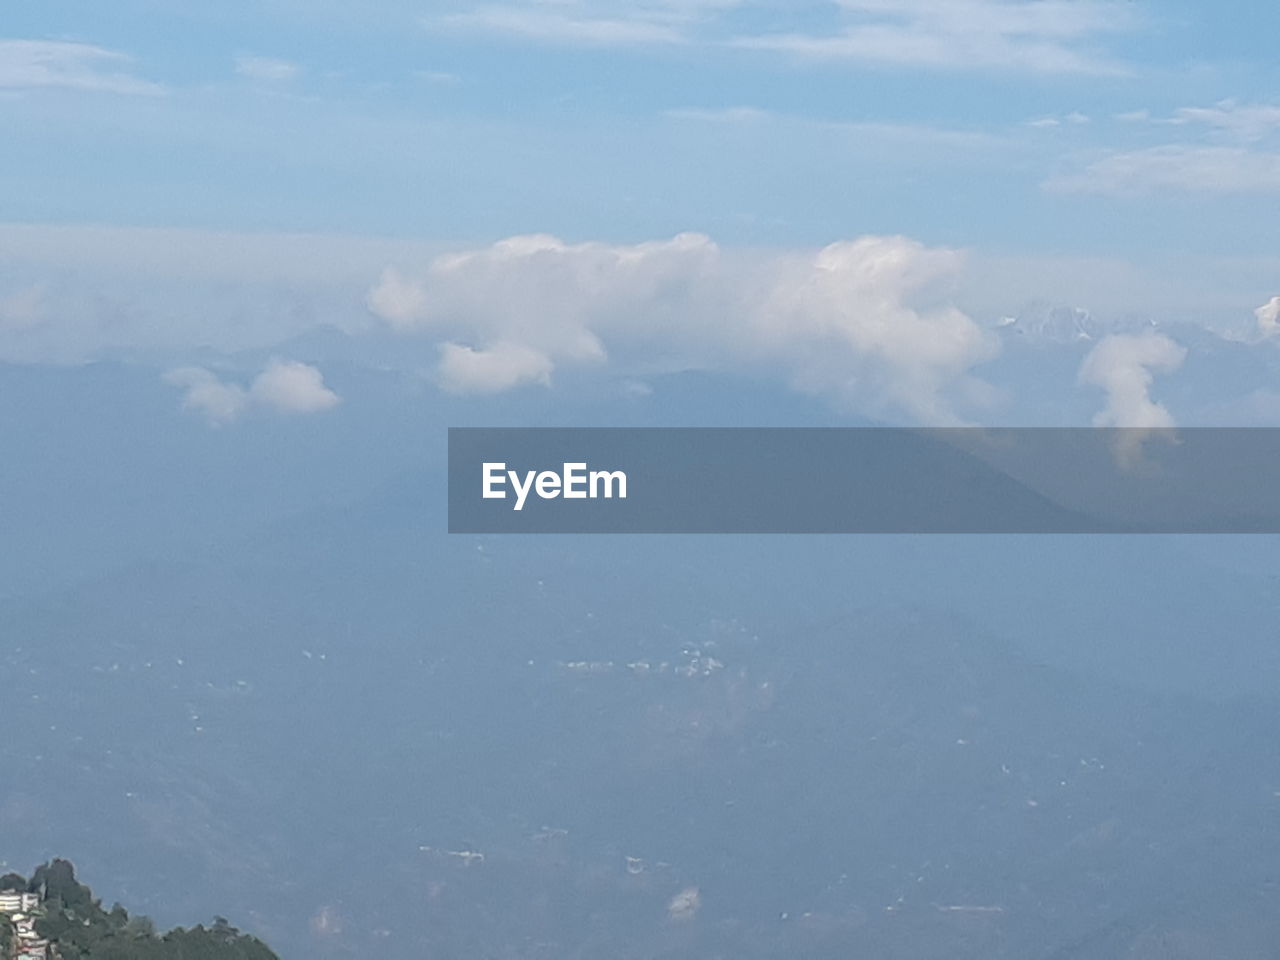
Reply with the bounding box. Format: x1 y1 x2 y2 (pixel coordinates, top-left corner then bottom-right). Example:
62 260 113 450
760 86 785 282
9 860 278 960
32 858 93 911
0 872 26 892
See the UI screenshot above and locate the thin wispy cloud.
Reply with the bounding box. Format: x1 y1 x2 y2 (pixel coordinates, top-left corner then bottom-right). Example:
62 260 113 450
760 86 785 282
1110 99 1280 141
234 54 302 83
0 39 162 95
1165 100 1280 142
732 0 1139 75
1047 145 1280 195
1027 111 1090 127
664 105 1004 152
430 4 693 47
1047 98 1280 194
432 0 1138 72
414 70 463 86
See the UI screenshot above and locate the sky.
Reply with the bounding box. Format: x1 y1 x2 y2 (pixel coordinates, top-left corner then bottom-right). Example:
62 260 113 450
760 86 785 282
9 8 1280 957
2 0 1280 426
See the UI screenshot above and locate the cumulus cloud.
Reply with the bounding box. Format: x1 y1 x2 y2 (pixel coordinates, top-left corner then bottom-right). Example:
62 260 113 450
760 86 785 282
250 359 342 412
366 267 430 330
0 40 161 95
1255 296 1280 338
163 367 251 427
1078 333 1186 428
438 341 554 393
366 231 998 423
1079 333 1186 467
234 55 301 82
164 360 340 426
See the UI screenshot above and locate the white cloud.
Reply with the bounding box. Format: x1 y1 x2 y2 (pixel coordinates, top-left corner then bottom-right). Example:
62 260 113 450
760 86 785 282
664 106 773 124
234 55 302 83
1027 111 1090 129
734 0 1137 75
250 359 342 412
438 341 555 393
430 0 1134 72
164 361 340 426
431 3 698 46
667 886 701 922
163 367 251 427
0 40 161 95
1052 101 1280 195
366 267 430 330
1113 101 1280 140
1047 145 1280 195
1078 332 1186 429
1167 100 1280 142
1256 296 1280 338
366 231 999 423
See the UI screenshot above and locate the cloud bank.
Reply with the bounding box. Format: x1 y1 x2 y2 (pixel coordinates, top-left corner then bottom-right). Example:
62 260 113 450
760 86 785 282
366 232 999 424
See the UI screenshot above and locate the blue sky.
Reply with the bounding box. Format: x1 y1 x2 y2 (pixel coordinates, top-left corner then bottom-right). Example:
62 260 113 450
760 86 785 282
10 10 1280 957
2 1 1280 426
6 0 1280 246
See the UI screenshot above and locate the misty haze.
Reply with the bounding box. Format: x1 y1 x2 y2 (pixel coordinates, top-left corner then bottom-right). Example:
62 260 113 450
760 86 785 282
5 3 1280 958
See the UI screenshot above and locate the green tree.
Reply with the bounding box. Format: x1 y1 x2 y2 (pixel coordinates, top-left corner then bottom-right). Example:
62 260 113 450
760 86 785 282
9 859 278 960
0 872 26 892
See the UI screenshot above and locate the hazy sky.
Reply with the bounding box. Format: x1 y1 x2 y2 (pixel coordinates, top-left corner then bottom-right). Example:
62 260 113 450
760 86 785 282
3 1 1280 425
7 13 1280 956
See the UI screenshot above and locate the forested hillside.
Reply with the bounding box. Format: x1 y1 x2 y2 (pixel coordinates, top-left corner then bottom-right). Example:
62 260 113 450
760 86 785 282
0 860 275 960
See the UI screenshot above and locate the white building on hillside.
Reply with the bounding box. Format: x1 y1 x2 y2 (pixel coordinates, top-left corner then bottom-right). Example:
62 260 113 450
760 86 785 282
0 892 39 914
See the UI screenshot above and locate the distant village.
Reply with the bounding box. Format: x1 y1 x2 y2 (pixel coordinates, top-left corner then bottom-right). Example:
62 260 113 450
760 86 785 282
0 889 50 960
